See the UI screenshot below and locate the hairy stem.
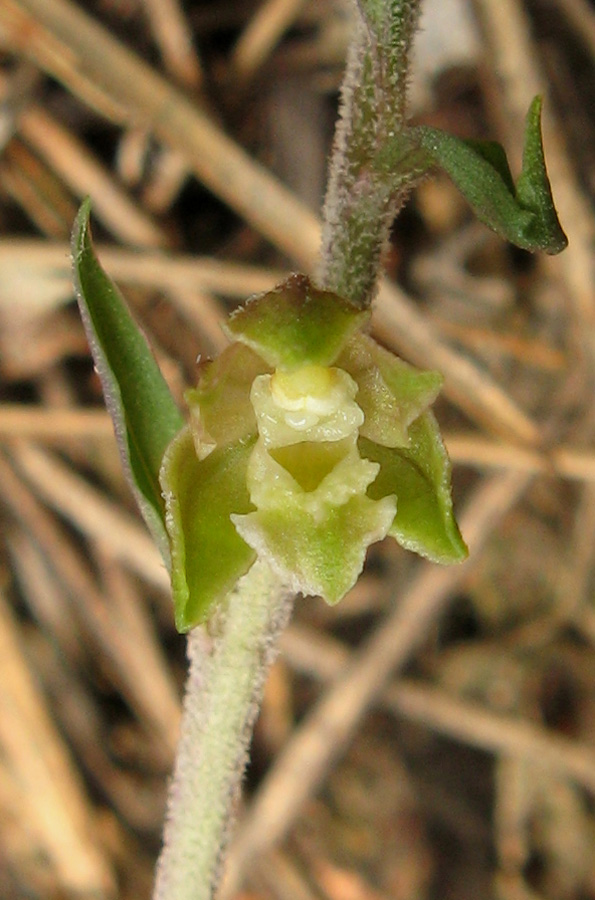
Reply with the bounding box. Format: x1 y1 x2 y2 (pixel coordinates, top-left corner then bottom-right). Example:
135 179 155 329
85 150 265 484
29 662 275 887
153 5 425 898
153 561 293 900
318 0 423 307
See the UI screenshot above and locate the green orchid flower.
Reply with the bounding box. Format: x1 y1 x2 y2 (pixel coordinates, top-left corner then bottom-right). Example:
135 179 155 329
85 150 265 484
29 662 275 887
160 274 467 631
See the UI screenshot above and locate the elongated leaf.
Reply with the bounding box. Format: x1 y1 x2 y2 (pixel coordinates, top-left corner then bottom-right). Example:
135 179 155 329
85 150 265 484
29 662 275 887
410 97 567 254
72 199 184 562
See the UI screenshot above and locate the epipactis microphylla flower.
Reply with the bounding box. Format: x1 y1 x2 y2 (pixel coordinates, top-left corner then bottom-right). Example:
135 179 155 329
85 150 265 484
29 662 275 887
160 274 467 631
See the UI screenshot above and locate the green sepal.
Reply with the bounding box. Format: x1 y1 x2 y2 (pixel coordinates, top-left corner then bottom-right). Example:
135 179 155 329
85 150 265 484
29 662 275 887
338 333 443 447
410 97 567 254
71 199 184 563
159 428 257 631
224 274 370 370
360 412 468 564
233 493 396 603
185 342 268 459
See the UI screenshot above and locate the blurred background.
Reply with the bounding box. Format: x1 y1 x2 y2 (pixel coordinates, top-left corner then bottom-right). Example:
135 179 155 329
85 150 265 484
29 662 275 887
0 0 594 898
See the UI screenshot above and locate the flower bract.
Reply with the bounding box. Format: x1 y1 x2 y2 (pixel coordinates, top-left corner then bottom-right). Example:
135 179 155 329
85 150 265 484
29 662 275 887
160 274 467 632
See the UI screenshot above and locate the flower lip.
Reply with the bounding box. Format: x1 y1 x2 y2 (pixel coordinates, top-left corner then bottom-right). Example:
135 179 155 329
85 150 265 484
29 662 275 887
270 439 351 493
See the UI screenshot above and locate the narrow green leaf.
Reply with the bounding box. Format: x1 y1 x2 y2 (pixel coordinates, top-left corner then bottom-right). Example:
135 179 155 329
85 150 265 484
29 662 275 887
410 96 567 254
516 97 564 245
360 413 468 564
160 428 257 631
72 199 184 561
462 139 515 194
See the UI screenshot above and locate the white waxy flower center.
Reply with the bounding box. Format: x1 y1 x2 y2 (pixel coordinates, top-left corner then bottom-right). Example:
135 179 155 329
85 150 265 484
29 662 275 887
252 365 363 446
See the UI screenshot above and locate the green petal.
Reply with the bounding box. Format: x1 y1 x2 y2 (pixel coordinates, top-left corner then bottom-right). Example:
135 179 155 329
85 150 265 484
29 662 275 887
185 342 268 458
338 334 443 447
233 493 395 603
224 274 370 370
160 428 257 631
360 413 468 564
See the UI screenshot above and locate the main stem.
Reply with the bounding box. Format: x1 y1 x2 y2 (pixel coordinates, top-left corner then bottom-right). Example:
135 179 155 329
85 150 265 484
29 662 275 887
318 0 423 307
153 3 423 898
153 561 293 900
